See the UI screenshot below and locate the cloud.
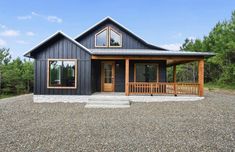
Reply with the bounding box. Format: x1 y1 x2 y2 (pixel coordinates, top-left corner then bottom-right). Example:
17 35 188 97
26 31 35 36
0 30 20 37
160 43 182 51
16 40 28 44
0 24 7 29
31 12 40 16
187 36 196 41
17 15 32 20
47 16 62 23
31 12 63 23
0 39 7 46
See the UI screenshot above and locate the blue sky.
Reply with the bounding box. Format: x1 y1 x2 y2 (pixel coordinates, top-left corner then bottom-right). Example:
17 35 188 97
0 0 234 58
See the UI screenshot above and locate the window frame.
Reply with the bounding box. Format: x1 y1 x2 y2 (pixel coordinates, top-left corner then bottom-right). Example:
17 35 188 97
134 63 159 82
47 59 78 89
109 27 122 48
94 27 122 48
95 27 109 47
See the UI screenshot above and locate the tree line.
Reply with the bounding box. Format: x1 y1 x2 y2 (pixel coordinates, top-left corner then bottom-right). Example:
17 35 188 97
1 11 235 96
0 48 34 95
168 11 235 88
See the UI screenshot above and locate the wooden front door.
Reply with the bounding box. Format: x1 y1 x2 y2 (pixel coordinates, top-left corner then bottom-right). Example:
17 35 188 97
101 61 115 92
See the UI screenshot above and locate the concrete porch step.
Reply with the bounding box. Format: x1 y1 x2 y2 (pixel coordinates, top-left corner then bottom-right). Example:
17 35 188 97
85 104 130 108
85 97 130 108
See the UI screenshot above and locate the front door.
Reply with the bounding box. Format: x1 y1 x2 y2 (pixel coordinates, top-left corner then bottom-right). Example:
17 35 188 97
101 61 115 92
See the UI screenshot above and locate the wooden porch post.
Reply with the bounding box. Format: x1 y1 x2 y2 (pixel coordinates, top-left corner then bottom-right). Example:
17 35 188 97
125 58 129 96
173 65 177 96
198 59 204 96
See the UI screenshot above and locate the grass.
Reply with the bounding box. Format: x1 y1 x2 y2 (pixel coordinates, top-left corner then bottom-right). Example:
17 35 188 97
0 94 16 99
205 82 235 91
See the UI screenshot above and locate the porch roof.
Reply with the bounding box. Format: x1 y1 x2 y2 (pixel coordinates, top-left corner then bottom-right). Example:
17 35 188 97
90 49 215 57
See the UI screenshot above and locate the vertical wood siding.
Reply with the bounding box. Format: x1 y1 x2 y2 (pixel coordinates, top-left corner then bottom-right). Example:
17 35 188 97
33 36 91 95
77 22 150 49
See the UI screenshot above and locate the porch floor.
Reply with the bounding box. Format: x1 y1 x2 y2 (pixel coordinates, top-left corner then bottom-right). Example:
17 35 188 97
91 92 204 102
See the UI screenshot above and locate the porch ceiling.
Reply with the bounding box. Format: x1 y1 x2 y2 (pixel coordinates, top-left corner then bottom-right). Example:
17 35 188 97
91 55 203 66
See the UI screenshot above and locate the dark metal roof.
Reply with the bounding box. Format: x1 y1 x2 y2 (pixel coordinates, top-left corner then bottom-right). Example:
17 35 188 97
90 49 215 57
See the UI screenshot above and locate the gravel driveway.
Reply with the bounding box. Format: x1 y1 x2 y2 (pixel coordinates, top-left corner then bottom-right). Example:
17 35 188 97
0 91 234 151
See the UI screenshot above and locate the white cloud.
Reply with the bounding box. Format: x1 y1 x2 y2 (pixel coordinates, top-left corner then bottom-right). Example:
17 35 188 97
17 15 32 20
0 30 20 37
47 16 63 23
0 24 7 29
160 43 182 51
31 12 40 16
187 36 196 41
0 39 7 46
16 40 28 44
31 12 62 23
26 31 35 36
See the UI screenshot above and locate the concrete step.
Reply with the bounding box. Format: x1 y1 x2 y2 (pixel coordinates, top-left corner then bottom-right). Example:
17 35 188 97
86 97 130 108
85 104 130 108
88 96 128 101
87 100 130 105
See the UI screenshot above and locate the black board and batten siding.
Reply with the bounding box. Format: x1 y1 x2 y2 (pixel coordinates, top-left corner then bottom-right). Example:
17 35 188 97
76 21 158 49
33 36 91 95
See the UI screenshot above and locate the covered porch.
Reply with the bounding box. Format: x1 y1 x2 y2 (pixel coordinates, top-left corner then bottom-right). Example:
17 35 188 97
91 55 205 97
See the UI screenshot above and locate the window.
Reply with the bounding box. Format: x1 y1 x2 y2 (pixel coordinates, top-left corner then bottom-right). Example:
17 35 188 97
48 59 77 88
135 63 159 82
110 29 121 47
95 27 122 47
95 28 108 47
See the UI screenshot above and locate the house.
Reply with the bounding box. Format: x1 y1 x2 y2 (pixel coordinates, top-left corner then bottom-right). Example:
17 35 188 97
24 17 214 103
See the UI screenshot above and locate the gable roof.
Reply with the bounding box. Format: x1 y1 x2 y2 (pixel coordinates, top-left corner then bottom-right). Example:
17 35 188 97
24 31 91 57
74 16 166 50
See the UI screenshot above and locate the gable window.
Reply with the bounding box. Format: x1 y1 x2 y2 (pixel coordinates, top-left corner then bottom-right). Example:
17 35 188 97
95 28 108 47
135 63 159 82
95 27 122 47
48 59 77 89
110 28 121 47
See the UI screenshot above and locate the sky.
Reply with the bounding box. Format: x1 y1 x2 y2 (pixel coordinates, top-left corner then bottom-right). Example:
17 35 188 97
0 0 234 59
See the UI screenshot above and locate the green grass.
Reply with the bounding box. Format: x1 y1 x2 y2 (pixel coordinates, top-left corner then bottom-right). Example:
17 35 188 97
0 94 16 99
205 82 235 90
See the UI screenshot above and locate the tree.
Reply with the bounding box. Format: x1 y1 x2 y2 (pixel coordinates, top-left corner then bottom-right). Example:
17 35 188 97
0 48 11 94
179 11 235 85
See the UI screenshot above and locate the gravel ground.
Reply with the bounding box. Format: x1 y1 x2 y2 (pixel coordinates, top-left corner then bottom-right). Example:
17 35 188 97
0 92 234 152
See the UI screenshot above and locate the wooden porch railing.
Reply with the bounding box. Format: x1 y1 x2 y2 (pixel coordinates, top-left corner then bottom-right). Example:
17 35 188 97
129 82 199 95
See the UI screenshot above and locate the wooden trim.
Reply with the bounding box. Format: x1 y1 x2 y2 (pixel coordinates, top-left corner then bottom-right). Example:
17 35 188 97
198 59 204 96
173 65 177 95
125 59 129 96
173 65 176 83
95 27 109 48
101 61 115 92
47 59 77 89
129 82 199 95
134 64 136 82
91 55 203 61
109 27 122 48
134 63 159 83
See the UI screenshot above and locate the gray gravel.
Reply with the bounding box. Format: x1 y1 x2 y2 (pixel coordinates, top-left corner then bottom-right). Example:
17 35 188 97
0 91 235 152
